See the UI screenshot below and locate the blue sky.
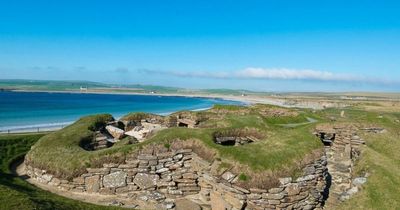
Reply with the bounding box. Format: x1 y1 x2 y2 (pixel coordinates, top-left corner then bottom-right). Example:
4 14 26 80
0 0 399 92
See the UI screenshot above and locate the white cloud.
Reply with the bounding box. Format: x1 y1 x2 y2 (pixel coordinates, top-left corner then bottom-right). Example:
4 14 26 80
138 67 398 85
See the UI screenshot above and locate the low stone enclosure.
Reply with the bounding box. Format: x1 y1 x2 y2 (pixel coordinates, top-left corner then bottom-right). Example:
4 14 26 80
25 122 375 210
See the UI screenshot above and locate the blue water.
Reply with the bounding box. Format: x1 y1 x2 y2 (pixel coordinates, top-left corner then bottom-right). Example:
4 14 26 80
0 91 242 131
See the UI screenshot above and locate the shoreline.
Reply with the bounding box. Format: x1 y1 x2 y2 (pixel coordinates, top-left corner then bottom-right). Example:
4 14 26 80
10 89 254 104
1 90 250 134
1 88 339 134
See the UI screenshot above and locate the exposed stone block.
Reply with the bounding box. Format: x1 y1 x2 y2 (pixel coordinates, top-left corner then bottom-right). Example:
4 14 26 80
103 171 127 188
85 175 100 193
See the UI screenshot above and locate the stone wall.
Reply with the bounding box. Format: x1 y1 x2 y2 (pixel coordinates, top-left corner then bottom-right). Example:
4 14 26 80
26 149 199 194
315 124 366 206
199 156 328 210
26 146 329 210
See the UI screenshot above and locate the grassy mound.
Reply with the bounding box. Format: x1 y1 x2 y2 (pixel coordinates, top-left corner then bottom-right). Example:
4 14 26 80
0 133 120 210
26 104 323 181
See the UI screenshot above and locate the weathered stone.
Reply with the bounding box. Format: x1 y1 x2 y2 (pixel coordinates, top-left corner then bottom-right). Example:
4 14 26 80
223 191 246 209
279 177 292 185
296 175 315 182
157 181 176 187
182 172 197 179
247 193 262 200
175 199 201 210
353 177 367 186
179 186 201 192
210 191 232 210
233 185 250 194
139 191 166 201
133 173 159 189
106 125 125 139
86 167 110 174
173 154 183 161
126 168 139 176
221 171 236 182
249 188 267 193
268 199 281 205
72 177 85 185
103 171 127 188
149 160 158 166
168 189 183 195
49 177 61 186
115 185 138 193
103 163 119 168
118 164 136 169
41 174 53 183
169 162 183 170
156 168 170 173
159 158 173 163
263 193 285 200
85 175 100 193
268 187 284 194
175 178 196 183
286 183 301 196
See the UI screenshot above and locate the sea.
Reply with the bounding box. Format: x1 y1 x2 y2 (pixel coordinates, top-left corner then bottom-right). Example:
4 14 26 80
0 91 243 133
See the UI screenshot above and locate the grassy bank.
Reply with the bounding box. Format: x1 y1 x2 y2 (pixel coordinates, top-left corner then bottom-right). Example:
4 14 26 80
0 133 121 210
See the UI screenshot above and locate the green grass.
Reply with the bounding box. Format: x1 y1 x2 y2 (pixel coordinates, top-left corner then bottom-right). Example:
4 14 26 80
0 133 121 210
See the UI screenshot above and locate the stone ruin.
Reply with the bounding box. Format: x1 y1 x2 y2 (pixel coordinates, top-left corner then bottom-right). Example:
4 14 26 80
176 118 198 128
213 129 262 146
26 143 329 210
124 120 166 142
24 111 379 209
80 112 210 151
314 124 367 205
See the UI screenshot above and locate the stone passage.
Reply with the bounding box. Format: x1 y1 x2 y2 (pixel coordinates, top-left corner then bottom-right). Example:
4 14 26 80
26 145 329 210
315 124 367 207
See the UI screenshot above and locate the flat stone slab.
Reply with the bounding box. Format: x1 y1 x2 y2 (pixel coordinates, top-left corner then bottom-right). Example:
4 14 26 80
103 171 127 188
133 173 159 189
85 175 100 193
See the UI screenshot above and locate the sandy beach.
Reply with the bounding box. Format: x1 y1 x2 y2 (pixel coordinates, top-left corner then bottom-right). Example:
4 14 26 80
2 89 349 134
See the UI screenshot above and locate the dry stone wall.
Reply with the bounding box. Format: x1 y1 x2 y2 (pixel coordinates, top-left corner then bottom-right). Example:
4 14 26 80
315 124 366 206
26 146 329 210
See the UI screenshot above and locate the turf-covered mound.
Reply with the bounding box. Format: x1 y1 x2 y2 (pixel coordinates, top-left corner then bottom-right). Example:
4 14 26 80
25 114 120 178
25 104 323 181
